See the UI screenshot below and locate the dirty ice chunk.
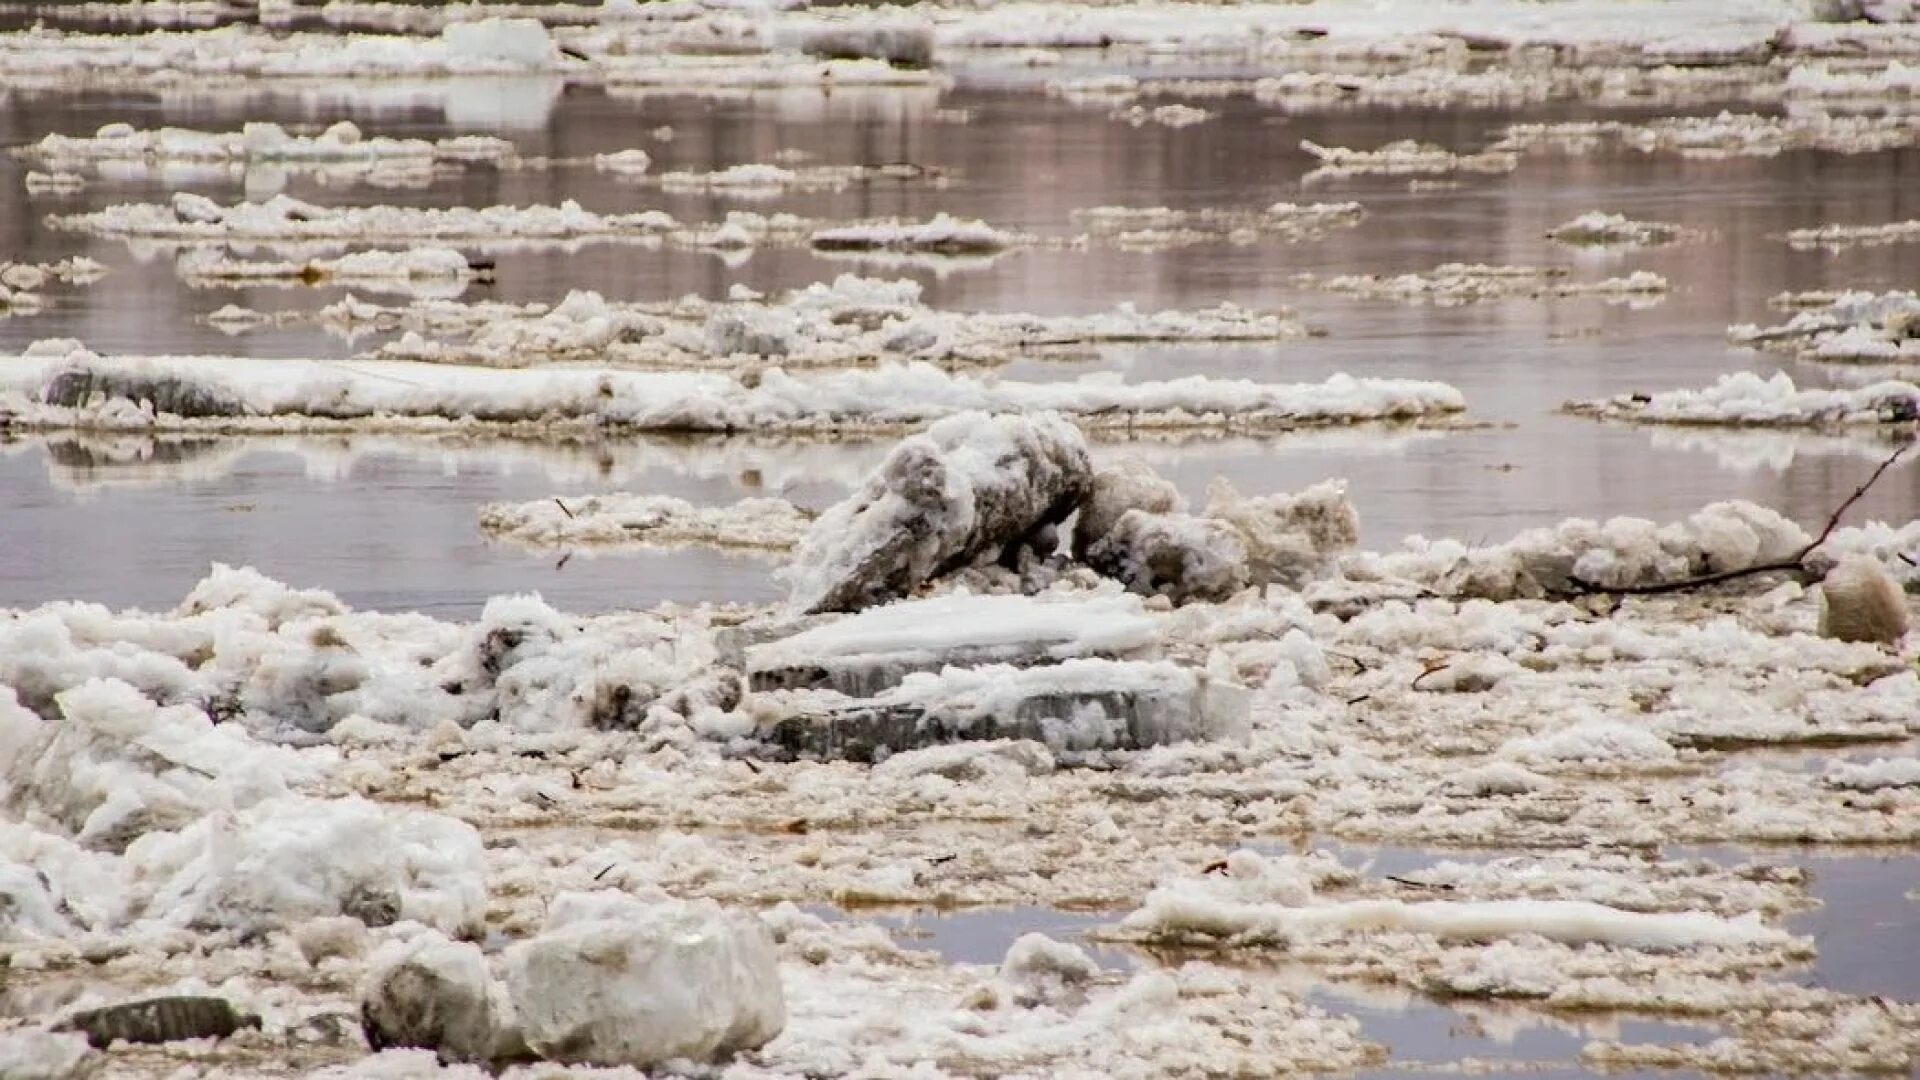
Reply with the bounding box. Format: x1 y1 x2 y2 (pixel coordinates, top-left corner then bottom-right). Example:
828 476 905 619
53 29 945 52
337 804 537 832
1085 510 1252 604
783 410 1093 614
361 931 514 1064
754 657 1248 762
1818 555 1910 643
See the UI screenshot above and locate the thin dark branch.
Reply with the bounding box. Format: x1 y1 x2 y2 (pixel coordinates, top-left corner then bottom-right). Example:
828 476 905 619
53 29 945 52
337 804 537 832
1560 441 1911 598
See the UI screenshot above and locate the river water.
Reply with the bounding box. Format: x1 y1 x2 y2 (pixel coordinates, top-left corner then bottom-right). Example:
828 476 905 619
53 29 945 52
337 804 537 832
3 74 1917 613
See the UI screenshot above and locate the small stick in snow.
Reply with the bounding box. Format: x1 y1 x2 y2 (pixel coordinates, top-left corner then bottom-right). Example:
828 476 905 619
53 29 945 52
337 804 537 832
593 864 616 882
1564 441 1912 597
553 498 575 519
1385 874 1454 891
1411 661 1451 690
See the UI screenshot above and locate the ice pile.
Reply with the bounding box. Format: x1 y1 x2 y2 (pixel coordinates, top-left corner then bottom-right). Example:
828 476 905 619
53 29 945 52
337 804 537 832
781 413 1367 614
1567 370 1920 427
1731 290 1920 363
0 339 1466 436
1301 264 1670 305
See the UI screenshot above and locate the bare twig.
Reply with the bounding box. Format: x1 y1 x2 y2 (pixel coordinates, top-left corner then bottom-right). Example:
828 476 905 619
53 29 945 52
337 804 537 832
1563 441 1911 598
553 498 575 520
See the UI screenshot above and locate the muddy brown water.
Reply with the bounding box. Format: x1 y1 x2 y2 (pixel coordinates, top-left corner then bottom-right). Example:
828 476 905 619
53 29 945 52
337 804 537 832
2 77 1917 613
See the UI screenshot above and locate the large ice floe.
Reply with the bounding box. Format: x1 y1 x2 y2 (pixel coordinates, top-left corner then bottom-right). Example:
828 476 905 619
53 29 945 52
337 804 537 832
2 403 1917 1075
0 338 1465 436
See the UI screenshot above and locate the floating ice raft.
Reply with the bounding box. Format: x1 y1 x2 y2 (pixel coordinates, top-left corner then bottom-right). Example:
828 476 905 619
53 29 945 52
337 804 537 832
0 342 1468 435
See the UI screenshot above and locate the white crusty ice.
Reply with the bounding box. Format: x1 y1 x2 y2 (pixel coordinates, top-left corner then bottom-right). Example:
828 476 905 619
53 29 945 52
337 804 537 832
0 340 1468 434
1568 370 1920 427
478 493 815 552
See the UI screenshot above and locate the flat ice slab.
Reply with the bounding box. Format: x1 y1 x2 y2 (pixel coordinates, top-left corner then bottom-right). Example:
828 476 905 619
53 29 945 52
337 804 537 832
745 591 1159 695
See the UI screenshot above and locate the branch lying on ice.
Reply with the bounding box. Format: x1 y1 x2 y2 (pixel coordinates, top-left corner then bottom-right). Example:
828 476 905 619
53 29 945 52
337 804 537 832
1560 440 1912 597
